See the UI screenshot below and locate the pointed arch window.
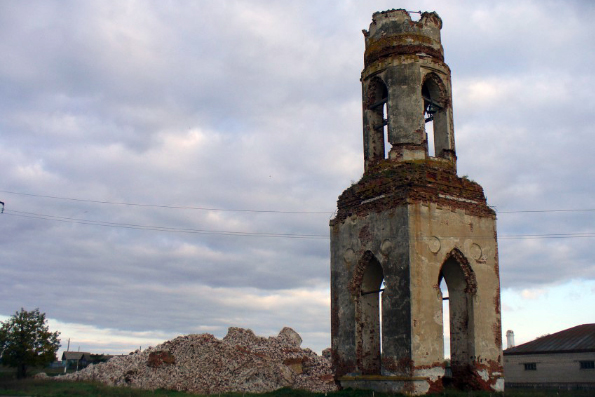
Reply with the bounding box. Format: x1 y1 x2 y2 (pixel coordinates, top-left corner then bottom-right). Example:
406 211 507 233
438 249 477 381
352 251 384 375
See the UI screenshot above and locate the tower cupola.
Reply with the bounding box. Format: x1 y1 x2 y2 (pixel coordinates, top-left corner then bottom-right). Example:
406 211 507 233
361 9 456 171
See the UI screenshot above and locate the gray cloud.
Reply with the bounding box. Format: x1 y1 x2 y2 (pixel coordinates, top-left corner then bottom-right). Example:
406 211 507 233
1 0 594 353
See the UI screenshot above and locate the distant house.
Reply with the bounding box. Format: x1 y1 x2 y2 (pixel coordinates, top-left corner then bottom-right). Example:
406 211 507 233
89 353 122 364
503 324 595 390
61 351 92 369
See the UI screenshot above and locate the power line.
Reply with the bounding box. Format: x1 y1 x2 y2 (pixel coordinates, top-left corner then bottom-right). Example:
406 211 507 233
4 210 329 240
5 209 595 241
497 209 595 214
0 190 333 215
3 189 595 215
498 233 595 240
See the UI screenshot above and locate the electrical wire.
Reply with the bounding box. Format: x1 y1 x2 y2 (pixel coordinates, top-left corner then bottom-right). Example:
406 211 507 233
3 189 595 216
0 190 333 215
4 209 595 241
3 210 329 240
497 209 595 214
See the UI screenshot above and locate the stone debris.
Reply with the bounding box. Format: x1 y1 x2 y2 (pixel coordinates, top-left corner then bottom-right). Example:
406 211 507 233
57 327 337 394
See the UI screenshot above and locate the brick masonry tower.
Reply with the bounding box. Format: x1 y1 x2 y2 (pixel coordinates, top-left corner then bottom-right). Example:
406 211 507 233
329 9 504 395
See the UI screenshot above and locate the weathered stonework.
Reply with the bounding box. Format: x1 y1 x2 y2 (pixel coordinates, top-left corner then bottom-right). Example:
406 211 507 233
330 9 503 395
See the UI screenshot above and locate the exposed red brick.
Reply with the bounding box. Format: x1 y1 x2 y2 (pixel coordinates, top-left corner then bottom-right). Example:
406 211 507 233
147 351 175 368
331 160 495 226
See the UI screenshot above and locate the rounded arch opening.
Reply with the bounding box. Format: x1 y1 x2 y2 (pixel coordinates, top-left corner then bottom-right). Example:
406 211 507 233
364 77 389 162
422 73 448 158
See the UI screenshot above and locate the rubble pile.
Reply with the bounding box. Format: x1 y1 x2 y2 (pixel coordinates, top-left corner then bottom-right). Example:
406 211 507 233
58 327 337 394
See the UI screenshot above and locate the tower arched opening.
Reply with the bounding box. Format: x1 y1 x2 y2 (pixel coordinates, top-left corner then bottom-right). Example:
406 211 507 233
438 249 477 384
363 77 389 164
422 74 448 159
353 251 384 375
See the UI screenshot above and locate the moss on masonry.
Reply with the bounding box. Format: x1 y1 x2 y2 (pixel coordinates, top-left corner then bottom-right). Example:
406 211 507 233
332 159 494 225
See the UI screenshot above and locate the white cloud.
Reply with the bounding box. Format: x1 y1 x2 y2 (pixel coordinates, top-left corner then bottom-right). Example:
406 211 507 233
520 288 547 300
1 0 594 357
502 280 595 346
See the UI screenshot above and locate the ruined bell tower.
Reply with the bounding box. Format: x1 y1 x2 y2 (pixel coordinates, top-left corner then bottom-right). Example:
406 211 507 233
330 10 504 394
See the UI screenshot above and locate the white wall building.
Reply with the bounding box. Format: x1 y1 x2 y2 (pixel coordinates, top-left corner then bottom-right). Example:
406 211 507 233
503 324 595 390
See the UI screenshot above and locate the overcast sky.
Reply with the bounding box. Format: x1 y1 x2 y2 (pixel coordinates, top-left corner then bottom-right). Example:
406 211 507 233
1 0 594 357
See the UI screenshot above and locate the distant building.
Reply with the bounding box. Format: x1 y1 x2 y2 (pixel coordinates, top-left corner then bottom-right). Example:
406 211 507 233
61 351 92 369
504 324 595 390
61 352 124 369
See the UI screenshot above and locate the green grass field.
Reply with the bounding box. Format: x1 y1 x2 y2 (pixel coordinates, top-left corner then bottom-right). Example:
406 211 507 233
0 367 593 397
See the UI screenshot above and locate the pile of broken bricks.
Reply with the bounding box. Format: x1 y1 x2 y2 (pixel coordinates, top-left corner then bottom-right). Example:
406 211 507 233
55 327 337 394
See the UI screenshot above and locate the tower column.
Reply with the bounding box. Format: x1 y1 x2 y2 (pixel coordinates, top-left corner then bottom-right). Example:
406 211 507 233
385 64 426 161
